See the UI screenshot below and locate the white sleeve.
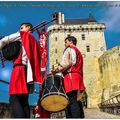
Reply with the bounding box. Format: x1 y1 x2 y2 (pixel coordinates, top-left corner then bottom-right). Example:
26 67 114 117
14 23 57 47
70 48 76 65
0 32 20 50
60 47 76 67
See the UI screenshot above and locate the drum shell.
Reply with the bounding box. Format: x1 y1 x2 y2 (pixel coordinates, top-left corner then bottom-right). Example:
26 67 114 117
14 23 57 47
42 75 64 94
41 74 68 112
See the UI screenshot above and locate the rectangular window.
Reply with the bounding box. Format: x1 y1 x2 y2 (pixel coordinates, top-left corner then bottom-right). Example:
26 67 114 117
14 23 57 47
55 37 57 42
86 45 90 52
82 34 85 40
55 49 57 53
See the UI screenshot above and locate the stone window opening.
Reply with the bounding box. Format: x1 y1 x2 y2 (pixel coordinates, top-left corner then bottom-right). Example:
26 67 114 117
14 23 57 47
82 34 85 40
86 45 90 52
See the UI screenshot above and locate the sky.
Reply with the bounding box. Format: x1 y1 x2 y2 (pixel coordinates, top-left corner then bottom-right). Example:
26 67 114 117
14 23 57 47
0 1 120 105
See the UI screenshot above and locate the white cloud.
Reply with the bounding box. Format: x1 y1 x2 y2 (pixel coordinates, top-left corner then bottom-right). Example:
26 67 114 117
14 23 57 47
100 2 120 32
0 15 7 27
1 69 10 79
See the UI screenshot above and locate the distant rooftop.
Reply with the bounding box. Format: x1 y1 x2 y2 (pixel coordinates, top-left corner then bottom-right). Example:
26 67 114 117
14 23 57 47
64 18 89 25
52 12 97 25
64 13 97 25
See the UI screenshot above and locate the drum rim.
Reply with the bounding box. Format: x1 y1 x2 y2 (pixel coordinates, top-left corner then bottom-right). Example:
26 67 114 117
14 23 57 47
41 106 67 113
41 92 68 101
46 74 63 80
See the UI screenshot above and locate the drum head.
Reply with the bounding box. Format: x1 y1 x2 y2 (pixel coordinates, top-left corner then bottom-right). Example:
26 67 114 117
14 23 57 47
41 94 68 112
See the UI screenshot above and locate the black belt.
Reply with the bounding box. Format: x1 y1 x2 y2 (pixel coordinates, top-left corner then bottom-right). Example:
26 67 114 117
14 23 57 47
13 64 27 68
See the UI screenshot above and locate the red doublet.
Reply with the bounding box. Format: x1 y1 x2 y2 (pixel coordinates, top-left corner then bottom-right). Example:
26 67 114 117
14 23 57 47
63 46 85 93
9 51 28 94
9 31 42 94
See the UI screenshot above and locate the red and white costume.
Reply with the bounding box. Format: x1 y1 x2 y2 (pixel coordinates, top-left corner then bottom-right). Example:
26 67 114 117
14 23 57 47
59 45 85 93
0 31 42 94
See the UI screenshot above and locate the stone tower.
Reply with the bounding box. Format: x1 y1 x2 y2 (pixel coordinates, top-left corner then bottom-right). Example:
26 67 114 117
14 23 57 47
47 12 106 108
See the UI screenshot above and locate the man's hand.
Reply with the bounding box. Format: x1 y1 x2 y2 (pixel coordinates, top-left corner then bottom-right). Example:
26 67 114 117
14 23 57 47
35 105 38 111
51 69 57 75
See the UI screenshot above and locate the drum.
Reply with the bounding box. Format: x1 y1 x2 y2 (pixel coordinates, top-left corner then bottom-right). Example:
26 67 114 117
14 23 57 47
41 74 69 112
2 41 21 61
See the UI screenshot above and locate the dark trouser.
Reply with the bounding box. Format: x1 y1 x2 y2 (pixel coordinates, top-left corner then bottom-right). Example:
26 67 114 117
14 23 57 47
66 90 84 118
9 94 30 118
78 101 85 118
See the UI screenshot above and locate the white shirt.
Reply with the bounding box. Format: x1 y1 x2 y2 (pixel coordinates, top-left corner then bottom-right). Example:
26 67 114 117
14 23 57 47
58 47 76 72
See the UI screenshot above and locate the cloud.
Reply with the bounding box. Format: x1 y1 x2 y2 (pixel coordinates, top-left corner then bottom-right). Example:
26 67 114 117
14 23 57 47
100 2 120 32
1 69 10 80
0 15 7 27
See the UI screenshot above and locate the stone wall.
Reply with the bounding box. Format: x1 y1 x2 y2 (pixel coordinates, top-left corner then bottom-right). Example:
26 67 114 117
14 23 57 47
98 46 120 101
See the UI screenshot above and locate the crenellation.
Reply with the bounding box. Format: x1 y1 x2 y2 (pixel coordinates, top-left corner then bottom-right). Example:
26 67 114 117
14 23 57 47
47 24 106 34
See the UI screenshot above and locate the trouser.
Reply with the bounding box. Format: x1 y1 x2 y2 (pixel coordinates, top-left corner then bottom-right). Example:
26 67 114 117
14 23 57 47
78 101 85 118
9 94 30 118
66 90 84 118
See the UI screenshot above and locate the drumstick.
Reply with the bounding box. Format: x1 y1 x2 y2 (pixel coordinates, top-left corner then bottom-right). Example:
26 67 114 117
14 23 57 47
52 65 54 70
49 64 57 71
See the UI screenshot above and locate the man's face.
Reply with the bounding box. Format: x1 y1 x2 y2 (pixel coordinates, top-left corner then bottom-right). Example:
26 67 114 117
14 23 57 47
65 39 72 47
20 24 31 32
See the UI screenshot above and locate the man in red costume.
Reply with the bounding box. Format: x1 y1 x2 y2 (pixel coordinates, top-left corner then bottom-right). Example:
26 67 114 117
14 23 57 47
51 36 85 118
0 23 42 118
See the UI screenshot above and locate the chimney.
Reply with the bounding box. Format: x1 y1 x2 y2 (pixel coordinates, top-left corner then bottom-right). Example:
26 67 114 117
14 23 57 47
52 12 65 24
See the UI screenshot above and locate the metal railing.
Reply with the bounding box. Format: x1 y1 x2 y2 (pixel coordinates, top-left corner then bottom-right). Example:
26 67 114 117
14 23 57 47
98 94 120 115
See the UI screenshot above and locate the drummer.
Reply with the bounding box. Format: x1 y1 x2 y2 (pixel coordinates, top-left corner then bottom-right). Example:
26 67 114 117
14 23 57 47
0 23 42 118
51 36 85 118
